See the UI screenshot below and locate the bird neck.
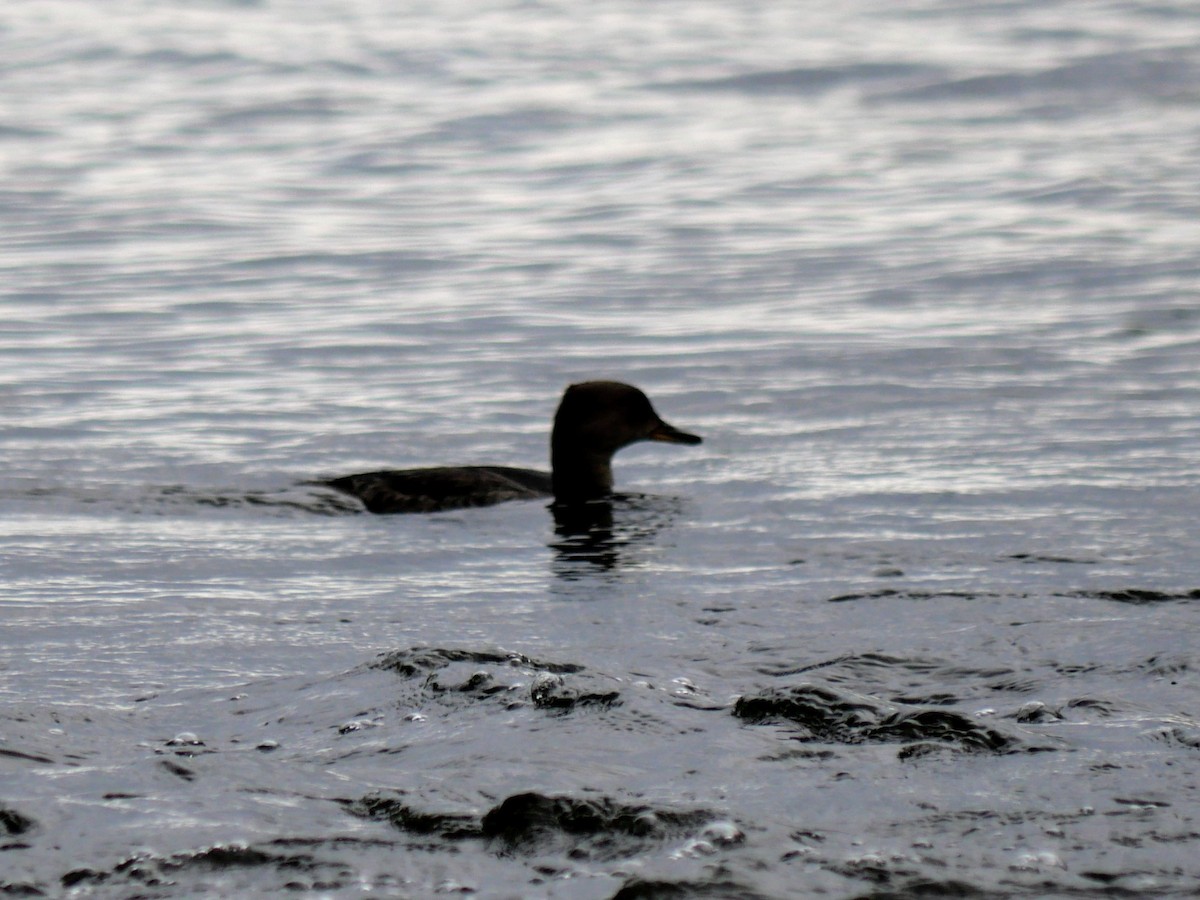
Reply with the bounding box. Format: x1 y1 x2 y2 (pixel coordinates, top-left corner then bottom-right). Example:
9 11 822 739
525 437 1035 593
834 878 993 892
550 442 614 503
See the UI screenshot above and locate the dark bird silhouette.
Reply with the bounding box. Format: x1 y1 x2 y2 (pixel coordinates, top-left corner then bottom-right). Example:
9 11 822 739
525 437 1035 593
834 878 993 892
321 381 701 514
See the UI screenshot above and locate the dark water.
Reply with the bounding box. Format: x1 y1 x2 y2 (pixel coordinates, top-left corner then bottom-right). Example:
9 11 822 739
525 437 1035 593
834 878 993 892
3 0 1200 896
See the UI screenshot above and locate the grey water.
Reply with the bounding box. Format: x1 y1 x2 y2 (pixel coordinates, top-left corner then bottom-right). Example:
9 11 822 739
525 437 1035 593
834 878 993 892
3 0 1200 896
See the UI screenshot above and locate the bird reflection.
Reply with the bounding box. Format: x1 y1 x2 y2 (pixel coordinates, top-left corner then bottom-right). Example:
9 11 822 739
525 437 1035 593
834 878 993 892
549 493 684 579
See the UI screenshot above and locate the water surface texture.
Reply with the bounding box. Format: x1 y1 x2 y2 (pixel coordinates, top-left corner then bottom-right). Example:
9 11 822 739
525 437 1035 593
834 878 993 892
3 0 1200 896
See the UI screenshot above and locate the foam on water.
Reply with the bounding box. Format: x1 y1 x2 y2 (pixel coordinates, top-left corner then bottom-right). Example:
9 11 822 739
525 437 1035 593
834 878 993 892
3 0 1200 896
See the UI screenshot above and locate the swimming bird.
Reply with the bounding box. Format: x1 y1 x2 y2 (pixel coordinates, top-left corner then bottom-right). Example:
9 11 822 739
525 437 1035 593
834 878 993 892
321 381 701 514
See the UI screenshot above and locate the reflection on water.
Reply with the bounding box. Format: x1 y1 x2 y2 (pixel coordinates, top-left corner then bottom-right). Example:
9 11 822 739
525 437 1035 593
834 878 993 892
549 493 685 579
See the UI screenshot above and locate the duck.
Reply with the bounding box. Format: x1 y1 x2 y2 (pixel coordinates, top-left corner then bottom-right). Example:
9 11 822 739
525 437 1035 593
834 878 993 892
321 381 701 514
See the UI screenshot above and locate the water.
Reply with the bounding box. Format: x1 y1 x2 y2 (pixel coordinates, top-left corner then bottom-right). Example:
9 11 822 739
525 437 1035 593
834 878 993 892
3 0 1200 896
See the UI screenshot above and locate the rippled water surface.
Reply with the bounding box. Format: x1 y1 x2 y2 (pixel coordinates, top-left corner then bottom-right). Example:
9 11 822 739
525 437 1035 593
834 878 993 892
3 1 1200 896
